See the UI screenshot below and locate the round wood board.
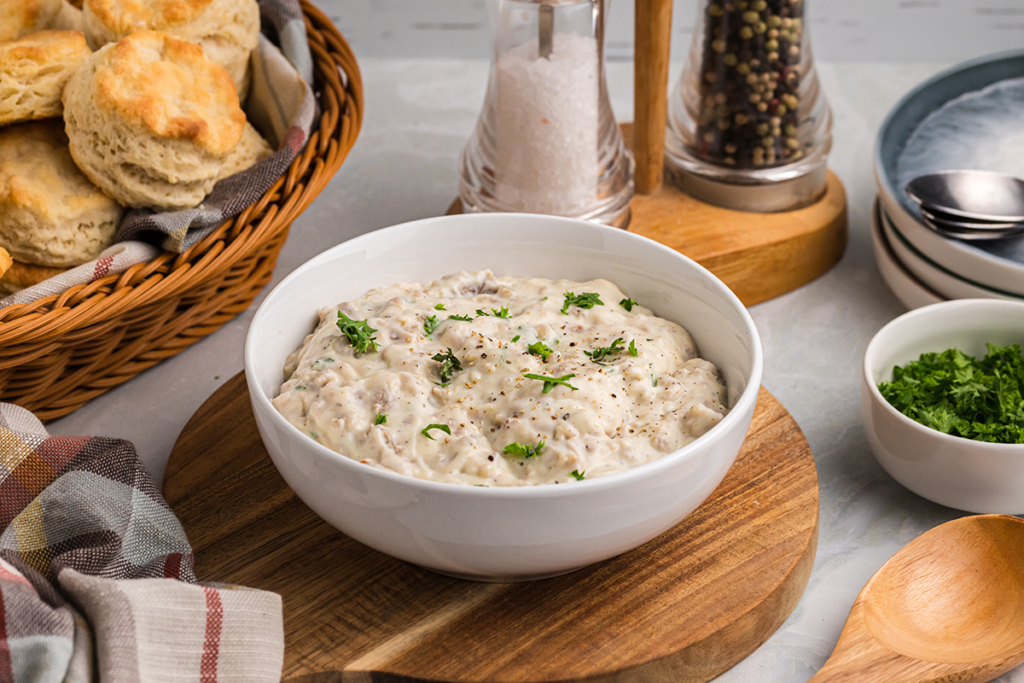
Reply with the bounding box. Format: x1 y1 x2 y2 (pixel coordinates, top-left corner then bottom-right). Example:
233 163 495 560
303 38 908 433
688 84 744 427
164 374 819 683
448 123 847 308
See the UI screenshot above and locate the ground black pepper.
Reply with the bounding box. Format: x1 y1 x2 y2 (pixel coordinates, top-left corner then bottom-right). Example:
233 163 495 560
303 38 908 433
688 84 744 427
694 0 804 168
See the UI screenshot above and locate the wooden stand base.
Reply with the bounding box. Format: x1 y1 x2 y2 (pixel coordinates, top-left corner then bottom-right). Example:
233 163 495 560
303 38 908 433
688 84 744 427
163 375 818 683
449 125 847 307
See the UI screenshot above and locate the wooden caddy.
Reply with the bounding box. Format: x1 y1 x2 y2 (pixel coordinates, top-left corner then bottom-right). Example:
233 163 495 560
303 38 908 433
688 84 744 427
452 0 848 307
632 0 847 305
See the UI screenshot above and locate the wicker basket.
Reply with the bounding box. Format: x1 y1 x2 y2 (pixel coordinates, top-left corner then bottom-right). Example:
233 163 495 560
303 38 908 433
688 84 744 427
0 1 363 421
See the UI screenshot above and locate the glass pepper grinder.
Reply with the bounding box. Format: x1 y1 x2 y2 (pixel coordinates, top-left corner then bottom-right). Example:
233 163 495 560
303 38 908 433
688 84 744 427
459 0 634 227
664 0 832 212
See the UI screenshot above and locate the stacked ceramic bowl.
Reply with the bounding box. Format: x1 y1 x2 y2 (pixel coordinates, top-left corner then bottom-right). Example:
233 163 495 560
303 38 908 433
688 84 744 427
873 50 1024 310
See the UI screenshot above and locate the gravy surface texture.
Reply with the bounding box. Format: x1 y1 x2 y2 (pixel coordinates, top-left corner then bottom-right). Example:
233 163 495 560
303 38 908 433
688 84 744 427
273 271 728 486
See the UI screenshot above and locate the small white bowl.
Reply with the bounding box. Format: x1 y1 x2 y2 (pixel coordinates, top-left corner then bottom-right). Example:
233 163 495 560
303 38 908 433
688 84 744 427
245 213 763 580
862 299 1024 513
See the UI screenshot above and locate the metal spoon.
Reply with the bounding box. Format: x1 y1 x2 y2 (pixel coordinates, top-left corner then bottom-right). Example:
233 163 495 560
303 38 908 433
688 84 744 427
918 208 1024 241
808 515 1024 683
920 204 1024 229
919 217 1024 242
906 170 1024 223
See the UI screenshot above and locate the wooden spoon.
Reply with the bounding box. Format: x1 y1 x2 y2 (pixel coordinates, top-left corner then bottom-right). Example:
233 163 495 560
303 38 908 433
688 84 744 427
809 515 1024 683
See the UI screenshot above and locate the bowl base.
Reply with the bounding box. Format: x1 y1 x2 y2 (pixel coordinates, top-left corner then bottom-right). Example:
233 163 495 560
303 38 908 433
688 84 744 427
424 564 587 583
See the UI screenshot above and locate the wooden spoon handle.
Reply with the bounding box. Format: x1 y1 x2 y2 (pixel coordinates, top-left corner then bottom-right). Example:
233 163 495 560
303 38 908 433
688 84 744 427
633 0 673 194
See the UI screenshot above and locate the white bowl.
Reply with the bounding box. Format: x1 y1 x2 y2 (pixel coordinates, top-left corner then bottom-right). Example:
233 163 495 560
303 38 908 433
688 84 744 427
873 50 1024 298
879 205 1024 302
244 213 763 580
870 197 945 310
862 299 1024 514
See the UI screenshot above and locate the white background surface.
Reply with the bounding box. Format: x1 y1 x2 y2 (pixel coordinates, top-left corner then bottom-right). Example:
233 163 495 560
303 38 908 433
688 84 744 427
46 2 1024 681
319 0 1024 63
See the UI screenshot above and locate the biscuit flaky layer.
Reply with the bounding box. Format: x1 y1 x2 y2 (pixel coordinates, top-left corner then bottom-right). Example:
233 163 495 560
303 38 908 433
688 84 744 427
0 121 122 268
0 0 64 42
0 30 92 126
82 0 259 96
63 30 246 211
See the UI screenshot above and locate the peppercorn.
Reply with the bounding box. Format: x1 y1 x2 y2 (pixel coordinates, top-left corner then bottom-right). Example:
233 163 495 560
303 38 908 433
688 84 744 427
692 0 804 168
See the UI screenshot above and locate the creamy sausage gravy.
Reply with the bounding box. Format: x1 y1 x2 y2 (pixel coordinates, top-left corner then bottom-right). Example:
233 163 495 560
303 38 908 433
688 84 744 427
273 270 728 486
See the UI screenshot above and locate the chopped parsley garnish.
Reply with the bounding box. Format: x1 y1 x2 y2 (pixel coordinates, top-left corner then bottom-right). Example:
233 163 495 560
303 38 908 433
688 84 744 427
336 312 378 355
528 341 553 361
374 413 387 425
503 440 545 458
561 292 604 314
629 339 638 357
570 469 585 481
448 314 473 322
620 298 638 311
511 334 521 343
422 424 451 440
476 306 511 318
434 303 446 310
584 338 625 365
424 315 441 336
432 348 462 384
652 374 658 387
523 372 578 393
295 386 306 390
879 343 1024 443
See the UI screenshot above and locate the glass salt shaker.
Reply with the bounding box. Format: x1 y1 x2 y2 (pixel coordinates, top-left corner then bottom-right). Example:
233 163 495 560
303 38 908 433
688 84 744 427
459 0 634 227
665 0 832 212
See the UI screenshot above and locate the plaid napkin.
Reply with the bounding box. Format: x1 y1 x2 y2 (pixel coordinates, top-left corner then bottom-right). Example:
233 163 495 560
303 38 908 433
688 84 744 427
0 403 284 682
0 241 160 309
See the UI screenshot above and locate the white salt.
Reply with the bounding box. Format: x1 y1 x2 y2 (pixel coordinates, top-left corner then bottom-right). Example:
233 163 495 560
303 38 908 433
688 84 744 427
494 31 600 216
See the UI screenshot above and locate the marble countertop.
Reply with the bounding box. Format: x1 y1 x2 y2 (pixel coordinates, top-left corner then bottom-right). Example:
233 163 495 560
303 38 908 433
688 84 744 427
47 59 1022 682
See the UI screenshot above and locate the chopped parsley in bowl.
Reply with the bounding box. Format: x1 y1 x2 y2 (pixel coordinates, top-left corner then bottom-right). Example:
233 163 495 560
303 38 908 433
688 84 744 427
879 343 1024 444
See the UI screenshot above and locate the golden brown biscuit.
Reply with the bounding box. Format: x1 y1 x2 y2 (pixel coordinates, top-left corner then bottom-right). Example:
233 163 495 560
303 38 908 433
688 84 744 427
0 30 92 125
0 248 12 281
62 30 245 210
82 0 259 97
52 0 84 32
0 121 122 268
217 121 273 180
0 259 68 296
0 0 63 43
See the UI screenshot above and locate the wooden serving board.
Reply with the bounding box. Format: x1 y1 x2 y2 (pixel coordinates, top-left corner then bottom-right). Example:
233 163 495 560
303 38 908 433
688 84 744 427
449 124 847 307
164 373 819 683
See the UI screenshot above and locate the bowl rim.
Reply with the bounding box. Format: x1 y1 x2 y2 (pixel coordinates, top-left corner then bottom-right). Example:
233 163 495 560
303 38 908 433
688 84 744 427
244 212 764 497
868 197 946 307
863 298 1024 453
878 203 1024 301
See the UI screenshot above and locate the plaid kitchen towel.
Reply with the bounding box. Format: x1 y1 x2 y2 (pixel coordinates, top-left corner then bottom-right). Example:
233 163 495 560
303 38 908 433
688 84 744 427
0 241 161 310
114 0 319 254
0 403 284 682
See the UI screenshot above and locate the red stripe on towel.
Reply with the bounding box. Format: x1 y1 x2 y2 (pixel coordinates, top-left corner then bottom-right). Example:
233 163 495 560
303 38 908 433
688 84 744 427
0 586 12 682
200 587 223 682
92 255 115 282
162 553 182 579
